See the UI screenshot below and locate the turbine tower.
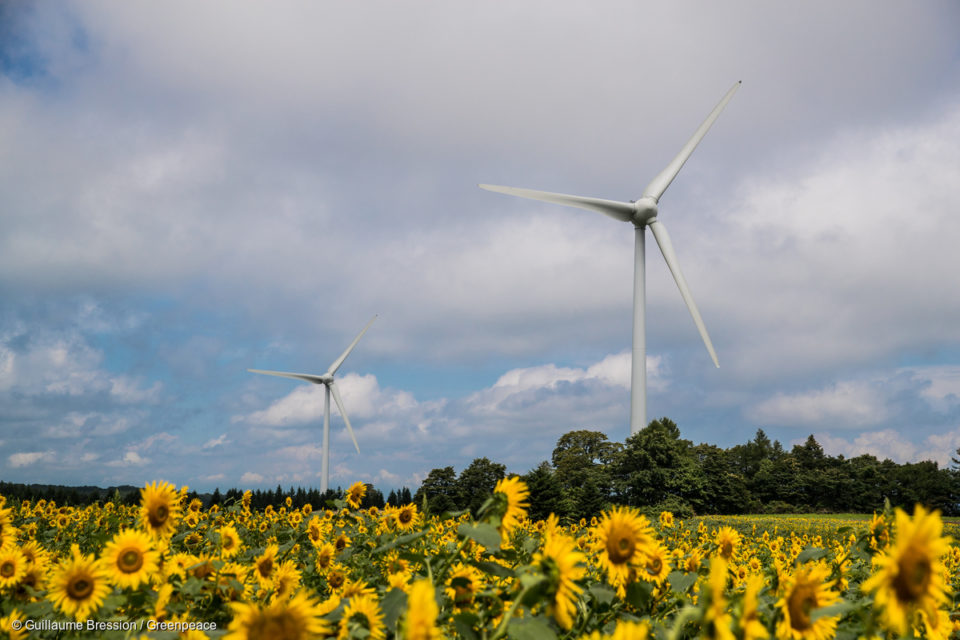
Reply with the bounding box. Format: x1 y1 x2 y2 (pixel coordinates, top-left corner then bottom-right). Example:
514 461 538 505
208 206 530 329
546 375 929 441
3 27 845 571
481 82 739 436
248 315 376 494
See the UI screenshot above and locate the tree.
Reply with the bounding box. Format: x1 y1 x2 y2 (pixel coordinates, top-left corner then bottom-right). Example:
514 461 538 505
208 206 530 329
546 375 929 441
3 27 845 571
609 418 700 510
551 430 619 519
414 467 459 515
522 461 564 521
692 444 750 514
456 457 506 516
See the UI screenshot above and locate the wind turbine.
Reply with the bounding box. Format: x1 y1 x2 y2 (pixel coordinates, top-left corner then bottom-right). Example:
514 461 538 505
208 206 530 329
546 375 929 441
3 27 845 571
480 82 740 436
248 315 376 494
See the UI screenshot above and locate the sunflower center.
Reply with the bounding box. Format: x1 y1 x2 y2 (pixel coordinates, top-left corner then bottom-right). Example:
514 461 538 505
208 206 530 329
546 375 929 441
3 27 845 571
68 575 95 600
893 547 932 603
328 571 345 589
399 510 413 525
787 582 817 631
119 549 144 573
149 504 169 528
257 558 273 578
249 612 304 640
0 561 15 578
335 537 347 552
646 556 663 576
720 541 734 559
607 528 635 565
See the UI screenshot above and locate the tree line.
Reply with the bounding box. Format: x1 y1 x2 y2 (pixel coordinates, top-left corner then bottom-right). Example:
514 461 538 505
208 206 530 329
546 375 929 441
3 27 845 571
5 418 958 518
415 419 960 519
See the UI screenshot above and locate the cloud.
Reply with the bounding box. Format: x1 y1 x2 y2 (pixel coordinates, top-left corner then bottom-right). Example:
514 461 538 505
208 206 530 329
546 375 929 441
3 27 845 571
748 381 889 428
202 434 228 449
240 472 264 484
814 428 960 468
9 451 56 468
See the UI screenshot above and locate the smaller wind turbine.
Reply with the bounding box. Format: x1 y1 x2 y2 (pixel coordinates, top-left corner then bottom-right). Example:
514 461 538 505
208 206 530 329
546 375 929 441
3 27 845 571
248 316 376 495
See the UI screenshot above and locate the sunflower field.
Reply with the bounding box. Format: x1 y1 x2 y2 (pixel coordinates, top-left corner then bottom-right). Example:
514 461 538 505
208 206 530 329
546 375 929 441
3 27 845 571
1 478 959 639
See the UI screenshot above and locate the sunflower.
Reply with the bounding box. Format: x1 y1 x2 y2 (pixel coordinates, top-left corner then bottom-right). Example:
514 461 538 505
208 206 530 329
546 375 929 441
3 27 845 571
306 516 325 546
533 530 585 630
396 504 420 532
715 526 740 561
0 545 27 589
47 544 111 621
659 511 675 529
639 543 671 585
0 506 18 547
576 620 649 640
0 607 26 640
492 476 530 540
403 579 442 640
446 563 483 610
702 558 735 640
102 529 159 589
273 560 302 599
140 481 182 540
862 505 952 636
219 524 242 558
334 532 351 553
326 564 348 592
775 563 840 640
341 577 376 600
593 506 654 589
739 573 767 640
338 593 385 640
225 590 335 640
315 543 337 574
253 544 279 589
346 482 367 509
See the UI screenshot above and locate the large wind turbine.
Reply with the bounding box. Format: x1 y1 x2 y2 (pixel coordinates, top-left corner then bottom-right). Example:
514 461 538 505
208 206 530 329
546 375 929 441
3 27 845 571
248 316 376 494
481 82 739 436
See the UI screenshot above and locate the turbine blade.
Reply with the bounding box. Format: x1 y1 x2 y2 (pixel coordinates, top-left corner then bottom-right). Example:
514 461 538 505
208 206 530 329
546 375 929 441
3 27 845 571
479 184 635 223
326 315 377 376
329 381 361 454
247 369 325 384
648 221 719 367
642 81 741 202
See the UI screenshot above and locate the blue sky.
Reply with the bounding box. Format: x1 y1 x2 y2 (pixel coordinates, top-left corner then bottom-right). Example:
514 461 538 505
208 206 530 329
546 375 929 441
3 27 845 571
2 2 960 492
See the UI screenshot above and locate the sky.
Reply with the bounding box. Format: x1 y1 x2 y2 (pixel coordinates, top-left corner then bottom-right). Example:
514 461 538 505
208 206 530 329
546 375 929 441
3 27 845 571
2 2 960 493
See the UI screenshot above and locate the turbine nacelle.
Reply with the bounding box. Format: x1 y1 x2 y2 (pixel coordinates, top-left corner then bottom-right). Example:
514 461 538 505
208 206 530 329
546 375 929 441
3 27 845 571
631 197 658 226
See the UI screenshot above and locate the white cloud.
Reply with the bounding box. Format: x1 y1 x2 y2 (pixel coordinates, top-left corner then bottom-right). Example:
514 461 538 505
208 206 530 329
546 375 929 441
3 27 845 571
748 381 889 428
240 472 264 484
9 451 56 468
202 434 228 449
815 427 960 467
243 385 323 427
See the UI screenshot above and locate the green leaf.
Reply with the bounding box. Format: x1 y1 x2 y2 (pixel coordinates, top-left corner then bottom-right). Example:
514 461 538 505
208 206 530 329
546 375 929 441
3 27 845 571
475 560 515 579
796 547 827 564
380 587 408 629
457 522 501 551
373 530 427 554
508 618 558 640
625 580 653 610
810 600 857 622
588 584 616 606
667 570 698 594
453 612 481 640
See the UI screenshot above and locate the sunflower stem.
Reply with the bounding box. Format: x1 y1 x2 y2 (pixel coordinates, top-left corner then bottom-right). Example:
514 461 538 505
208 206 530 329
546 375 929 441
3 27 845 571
666 605 700 640
490 582 535 640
